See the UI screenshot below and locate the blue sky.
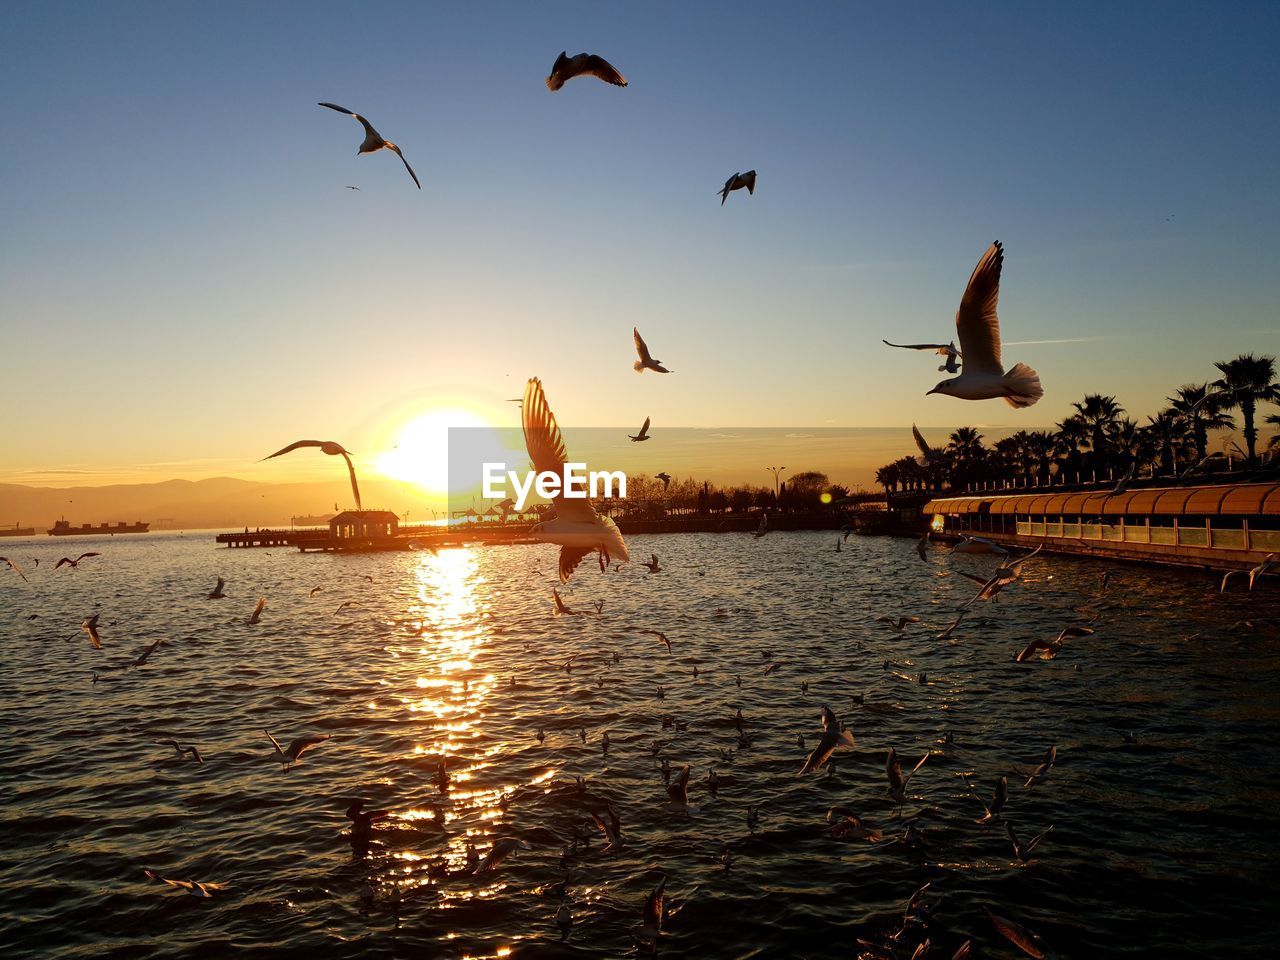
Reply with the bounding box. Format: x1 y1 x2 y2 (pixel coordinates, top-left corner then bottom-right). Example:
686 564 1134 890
2 1 1277 486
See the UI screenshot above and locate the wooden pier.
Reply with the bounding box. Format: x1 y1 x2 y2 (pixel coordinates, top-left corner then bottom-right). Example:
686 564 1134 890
214 512 852 552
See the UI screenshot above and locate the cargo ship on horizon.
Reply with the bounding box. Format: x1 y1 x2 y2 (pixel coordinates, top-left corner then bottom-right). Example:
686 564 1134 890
0 523 36 537
48 519 150 536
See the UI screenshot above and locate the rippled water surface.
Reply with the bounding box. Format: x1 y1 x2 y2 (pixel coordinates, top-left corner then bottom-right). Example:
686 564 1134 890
2 531 1278 959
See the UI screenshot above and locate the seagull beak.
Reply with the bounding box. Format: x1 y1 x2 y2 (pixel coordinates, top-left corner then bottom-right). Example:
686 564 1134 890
925 387 939 396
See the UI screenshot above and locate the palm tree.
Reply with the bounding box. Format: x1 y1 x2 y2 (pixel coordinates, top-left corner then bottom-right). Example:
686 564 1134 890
1053 415 1089 482
875 462 900 494
1071 394 1125 472
947 427 986 488
1212 354 1280 468
1145 411 1186 476
1167 383 1235 462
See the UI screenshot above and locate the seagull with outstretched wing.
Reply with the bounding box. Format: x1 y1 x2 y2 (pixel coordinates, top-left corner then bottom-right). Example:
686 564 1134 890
883 339 961 373
523 378 629 582
264 729 331 771
317 102 420 189
633 328 671 373
545 51 628 91
926 242 1043 407
630 417 652 442
0 556 28 582
261 439 361 509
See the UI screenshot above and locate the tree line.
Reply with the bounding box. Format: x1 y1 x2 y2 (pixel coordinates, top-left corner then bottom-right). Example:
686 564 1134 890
874 353 1280 494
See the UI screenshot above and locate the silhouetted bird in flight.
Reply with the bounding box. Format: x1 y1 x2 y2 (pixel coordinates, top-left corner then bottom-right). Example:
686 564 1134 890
318 102 420 189
633 328 671 373
718 170 756 205
545 51 627 91
262 440 362 509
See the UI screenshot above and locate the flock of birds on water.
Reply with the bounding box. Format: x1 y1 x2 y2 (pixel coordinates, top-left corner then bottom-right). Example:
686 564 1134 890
1 44 1268 960
6 501 1276 958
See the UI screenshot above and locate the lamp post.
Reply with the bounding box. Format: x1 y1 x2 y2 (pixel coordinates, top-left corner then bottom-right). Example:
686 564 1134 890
767 466 787 499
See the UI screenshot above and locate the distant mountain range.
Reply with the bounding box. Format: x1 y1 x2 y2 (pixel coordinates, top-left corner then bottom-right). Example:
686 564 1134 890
0 477 441 531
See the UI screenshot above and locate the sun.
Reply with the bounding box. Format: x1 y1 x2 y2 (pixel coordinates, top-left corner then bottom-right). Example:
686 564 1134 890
376 408 491 494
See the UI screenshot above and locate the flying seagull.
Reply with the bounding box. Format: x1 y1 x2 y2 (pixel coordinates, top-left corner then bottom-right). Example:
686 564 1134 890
0 556 28 582
986 909 1058 959
655 472 672 490
154 739 204 763
206 577 226 600
317 102 420 189
633 328 671 373
718 170 756 205
474 837 531 873
81 614 103 650
262 440 361 509
248 597 265 624
142 868 224 898
632 875 666 953
630 417 652 442
545 51 627 91
523 377 629 582
798 706 855 774
641 629 672 653
132 638 167 667
55 552 101 570
926 242 1043 407
264 729 331 771
883 339 962 374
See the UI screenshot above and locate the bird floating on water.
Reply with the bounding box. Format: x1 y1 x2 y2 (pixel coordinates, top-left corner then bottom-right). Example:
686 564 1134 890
317 102 420 189
926 242 1043 408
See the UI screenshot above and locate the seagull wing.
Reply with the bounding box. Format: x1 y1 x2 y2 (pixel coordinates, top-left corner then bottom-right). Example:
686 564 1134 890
912 425 934 459
385 142 422 190
318 102 358 117
641 876 666 938
580 54 627 86
633 327 654 363
986 910 1053 959
338 451 362 509
262 440 325 461
954 241 1005 375
559 547 592 583
264 729 283 754
883 340 953 351
285 733 331 760
901 752 928 790
523 378 594 523
638 416 651 438
0 557 28 582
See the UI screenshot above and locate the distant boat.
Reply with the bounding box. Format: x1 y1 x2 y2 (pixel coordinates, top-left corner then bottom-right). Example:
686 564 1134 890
48 519 150 536
0 523 35 537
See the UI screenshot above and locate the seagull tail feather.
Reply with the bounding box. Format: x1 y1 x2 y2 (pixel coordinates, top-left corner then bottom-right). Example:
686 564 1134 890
1001 363 1043 408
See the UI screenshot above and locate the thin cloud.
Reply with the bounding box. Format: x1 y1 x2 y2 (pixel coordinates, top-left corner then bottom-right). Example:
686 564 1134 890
1003 336 1108 346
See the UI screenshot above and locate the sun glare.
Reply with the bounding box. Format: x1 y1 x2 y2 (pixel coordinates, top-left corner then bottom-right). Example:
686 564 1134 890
376 408 501 494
